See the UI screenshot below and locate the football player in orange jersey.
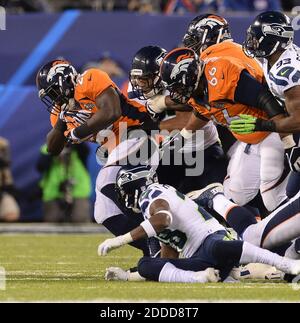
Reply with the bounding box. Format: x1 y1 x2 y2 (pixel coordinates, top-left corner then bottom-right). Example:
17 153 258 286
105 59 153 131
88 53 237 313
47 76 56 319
152 14 264 134
128 45 228 194
36 59 160 259
159 47 288 212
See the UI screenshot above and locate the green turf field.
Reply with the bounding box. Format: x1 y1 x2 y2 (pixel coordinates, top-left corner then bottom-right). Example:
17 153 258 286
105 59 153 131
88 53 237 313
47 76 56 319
0 234 300 302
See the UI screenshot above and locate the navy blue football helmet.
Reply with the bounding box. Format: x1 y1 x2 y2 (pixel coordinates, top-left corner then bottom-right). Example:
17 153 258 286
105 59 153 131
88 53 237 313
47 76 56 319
243 11 294 58
36 60 78 114
130 46 167 100
116 165 158 213
160 48 204 104
182 14 232 54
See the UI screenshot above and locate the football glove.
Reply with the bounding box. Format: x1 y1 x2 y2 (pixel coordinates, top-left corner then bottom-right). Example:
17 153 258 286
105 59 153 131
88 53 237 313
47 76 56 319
60 109 92 126
229 114 257 134
230 114 276 134
105 267 146 281
98 233 133 256
72 110 92 125
147 94 167 114
105 267 130 281
59 110 76 123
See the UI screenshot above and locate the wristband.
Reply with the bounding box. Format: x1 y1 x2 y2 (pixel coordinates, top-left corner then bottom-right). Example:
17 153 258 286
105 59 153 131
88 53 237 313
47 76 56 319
180 128 193 140
127 271 146 282
147 95 167 113
140 219 157 238
119 232 134 245
255 119 277 132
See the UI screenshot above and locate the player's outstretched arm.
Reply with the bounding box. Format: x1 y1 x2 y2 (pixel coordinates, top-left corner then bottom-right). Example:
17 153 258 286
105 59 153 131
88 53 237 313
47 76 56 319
98 198 172 256
230 86 300 134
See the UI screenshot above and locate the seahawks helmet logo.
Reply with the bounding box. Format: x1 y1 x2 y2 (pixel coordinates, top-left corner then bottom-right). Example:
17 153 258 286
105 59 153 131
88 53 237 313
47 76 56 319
262 23 294 38
118 172 134 184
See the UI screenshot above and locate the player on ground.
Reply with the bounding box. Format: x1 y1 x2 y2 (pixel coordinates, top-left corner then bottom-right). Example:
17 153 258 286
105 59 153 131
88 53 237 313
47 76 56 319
188 183 300 261
159 47 288 212
36 59 159 257
98 165 300 283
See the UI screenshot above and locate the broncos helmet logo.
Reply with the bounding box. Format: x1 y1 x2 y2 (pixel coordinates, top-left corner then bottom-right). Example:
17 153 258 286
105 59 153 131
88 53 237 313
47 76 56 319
46 63 70 82
46 62 77 83
170 58 194 82
194 16 226 30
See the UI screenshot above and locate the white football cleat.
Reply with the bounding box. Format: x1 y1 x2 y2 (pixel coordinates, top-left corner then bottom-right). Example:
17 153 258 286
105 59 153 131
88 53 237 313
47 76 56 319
231 263 284 280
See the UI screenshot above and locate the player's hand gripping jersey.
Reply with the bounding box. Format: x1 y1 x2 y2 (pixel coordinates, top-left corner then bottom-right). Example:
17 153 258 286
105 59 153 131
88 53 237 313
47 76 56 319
50 69 154 151
190 43 269 144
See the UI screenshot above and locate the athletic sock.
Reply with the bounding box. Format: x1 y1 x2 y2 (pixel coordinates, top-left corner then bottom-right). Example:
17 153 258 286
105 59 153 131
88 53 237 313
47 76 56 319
240 241 294 274
212 194 237 219
284 238 300 259
158 262 208 283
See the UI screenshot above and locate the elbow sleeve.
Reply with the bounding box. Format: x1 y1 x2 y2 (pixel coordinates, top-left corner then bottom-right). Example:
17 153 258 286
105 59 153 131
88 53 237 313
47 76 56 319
234 70 285 118
257 90 285 118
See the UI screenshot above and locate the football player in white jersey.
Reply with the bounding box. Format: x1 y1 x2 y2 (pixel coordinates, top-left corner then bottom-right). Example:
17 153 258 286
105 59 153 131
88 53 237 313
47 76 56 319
98 165 300 283
230 11 300 196
231 11 298 134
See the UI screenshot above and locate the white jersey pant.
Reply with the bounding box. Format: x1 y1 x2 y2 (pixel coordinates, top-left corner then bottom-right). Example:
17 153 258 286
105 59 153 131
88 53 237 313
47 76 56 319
242 190 300 250
94 136 160 224
94 165 122 224
223 133 288 211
